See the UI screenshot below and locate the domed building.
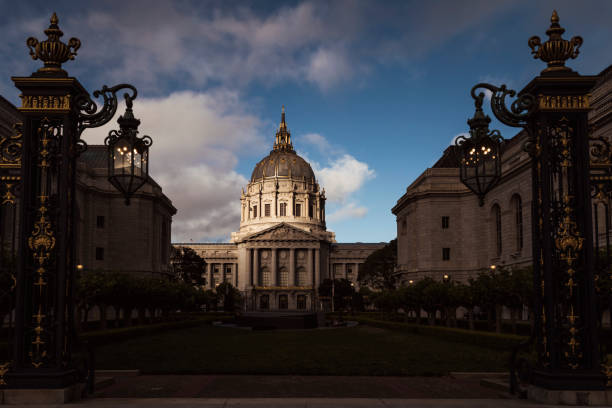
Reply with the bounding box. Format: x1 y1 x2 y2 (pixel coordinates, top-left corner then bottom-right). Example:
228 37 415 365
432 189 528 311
178 108 384 311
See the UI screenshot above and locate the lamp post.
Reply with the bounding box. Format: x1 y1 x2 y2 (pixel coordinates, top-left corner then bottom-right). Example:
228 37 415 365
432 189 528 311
4 14 151 391
456 11 606 392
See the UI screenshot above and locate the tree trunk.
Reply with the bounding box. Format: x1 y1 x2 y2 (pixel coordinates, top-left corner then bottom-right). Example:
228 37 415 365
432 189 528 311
495 304 503 334
138 308 146 325
124 308 133 327
114 306 121 327
487 308 494 331
100 304 107 330
445 307 452 327
75 307 83 334
468 308 475 330
416 306 421 325
510 308 517 334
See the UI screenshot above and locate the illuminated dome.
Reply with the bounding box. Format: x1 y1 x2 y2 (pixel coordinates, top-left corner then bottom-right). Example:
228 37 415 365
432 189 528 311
232 107 333 242
250 108 315 182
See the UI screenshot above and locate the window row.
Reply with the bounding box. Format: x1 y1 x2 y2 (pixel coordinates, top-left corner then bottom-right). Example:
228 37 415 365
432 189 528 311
251 202 315 218
259 294 307 310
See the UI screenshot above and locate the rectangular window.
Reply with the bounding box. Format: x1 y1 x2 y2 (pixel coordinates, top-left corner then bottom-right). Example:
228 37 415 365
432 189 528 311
265 203 271 217
253 205 257 218
442 247 450 261
297 295 306 310
295 203 301 217
309 204 313 218
95 247 104 261
97 215 105 228
442 216 449 229
280 202 287 216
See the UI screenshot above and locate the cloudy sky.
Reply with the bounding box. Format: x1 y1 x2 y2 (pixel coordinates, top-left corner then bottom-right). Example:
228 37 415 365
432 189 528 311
0 0 610 243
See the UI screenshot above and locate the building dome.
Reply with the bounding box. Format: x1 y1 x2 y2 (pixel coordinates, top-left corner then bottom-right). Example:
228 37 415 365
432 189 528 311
232 107 333 242
250 106 315 182
250 150 315 182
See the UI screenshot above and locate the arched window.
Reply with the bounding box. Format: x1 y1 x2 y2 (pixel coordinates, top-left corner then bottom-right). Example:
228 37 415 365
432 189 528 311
297 266 307 286
512 195 523 251
492 204 502 256
297 295 306 309
279 267 288 287
259 295 269 310
278 294 288 309
260 266 270 286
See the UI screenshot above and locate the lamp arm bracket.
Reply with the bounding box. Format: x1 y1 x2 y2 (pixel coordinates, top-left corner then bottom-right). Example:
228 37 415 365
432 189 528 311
75 84 138 136
471 83 536 128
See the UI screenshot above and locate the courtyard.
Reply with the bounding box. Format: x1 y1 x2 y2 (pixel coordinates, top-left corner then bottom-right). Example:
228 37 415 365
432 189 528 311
94 323 509 376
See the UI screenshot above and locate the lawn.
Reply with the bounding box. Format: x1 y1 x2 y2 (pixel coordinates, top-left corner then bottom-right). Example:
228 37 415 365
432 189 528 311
94 323 510 375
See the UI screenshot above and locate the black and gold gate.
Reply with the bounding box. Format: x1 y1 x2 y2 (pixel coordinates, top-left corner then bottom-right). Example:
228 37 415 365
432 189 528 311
1 14 148 389
0 114 21 386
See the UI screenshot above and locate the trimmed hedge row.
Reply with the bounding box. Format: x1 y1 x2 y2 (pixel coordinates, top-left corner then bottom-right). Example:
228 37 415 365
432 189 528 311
80 314 234 347
353 316 527 351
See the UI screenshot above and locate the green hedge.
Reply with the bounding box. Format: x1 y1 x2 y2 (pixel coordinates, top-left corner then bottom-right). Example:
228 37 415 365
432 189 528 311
353 316 527 351
80 314 233 347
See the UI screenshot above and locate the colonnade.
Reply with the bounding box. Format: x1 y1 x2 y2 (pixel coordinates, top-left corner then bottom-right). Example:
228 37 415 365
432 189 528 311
205 262 238 288
247 247 320 288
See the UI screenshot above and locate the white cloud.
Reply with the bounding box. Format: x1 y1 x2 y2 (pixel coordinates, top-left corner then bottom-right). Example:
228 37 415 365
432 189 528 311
327 202 368 222
306 47 352 90
302 132 335 154
315 154 375 204
83 90 265 242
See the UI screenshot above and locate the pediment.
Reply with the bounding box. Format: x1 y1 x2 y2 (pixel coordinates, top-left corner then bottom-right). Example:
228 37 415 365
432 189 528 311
245 223 319 242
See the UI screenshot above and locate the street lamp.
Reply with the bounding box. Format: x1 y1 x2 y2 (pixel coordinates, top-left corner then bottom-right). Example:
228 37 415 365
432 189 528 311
442 274 450 283
105 91 152 205
455 85 535 206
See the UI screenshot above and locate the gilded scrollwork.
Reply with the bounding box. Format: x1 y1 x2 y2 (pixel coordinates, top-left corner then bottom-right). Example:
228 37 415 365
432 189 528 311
0 362 9 386
538 94 590 111
19 94 70 111
0 122 22 168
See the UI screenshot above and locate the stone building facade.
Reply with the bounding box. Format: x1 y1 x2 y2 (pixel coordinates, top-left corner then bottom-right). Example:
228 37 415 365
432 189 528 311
177 109 384 311
0 95 176 278
392 64 612 284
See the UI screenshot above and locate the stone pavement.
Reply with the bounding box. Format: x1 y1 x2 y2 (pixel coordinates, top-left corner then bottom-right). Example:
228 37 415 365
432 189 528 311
2 397 578 407
93 374 503 399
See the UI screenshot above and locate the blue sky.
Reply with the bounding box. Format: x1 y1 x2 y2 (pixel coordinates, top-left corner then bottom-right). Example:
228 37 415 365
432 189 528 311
0 0 610 243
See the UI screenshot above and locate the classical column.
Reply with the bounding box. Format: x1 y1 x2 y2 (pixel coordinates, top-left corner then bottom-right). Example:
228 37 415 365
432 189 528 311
307 248 314 286
354 262 359 282
271 248 278 287
247 248 253 287
314 248 320 289
253 248 259 286
344 263 348 280
306 194 310 218
289 248 296 286
206 263 212 289
235 263 239 287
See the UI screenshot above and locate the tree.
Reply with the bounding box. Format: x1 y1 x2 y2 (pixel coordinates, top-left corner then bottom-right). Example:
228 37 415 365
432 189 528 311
318 278 356 312
215 282 242 312
358 239 398 290
171 246 207 286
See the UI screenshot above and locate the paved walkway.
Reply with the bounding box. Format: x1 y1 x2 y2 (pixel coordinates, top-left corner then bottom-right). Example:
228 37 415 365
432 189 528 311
5 397 571 407
93 374 504 399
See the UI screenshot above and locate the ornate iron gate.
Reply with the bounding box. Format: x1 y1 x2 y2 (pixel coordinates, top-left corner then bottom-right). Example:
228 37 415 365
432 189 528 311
0 121 21 385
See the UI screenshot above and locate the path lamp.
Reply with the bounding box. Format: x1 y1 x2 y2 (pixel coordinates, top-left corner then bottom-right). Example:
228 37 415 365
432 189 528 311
455 92 504 206
105 93 152 205
2 14 151 391
455 11 608 394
